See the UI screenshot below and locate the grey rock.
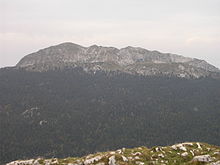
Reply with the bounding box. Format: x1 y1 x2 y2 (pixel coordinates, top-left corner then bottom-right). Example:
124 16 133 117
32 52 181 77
210 161 220 165
16 42 220 78
108 155 117 165
84 155 102 165
192 154 214 162
6 159 35 165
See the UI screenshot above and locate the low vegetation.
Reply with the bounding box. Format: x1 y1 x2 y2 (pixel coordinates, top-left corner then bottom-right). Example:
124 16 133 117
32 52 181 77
7 142 220 165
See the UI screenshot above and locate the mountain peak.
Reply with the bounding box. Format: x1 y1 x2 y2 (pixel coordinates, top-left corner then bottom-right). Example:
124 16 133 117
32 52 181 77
16 42 220 78
57 42 83 47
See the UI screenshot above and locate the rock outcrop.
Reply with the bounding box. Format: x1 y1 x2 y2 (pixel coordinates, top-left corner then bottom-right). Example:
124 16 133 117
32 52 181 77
6 142 220 165
16 42 220 78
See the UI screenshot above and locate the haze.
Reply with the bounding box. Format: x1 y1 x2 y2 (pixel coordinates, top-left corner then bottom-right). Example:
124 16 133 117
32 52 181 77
1 0 220 68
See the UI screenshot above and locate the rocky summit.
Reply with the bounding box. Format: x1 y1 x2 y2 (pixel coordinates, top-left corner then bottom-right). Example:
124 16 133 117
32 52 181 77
6 142 220 165
16 42 220 78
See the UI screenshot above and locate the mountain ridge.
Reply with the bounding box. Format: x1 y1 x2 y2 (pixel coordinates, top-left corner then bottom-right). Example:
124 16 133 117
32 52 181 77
16 42 220 78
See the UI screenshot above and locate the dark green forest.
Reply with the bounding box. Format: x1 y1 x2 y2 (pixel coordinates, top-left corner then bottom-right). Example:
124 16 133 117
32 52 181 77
0 67 220 164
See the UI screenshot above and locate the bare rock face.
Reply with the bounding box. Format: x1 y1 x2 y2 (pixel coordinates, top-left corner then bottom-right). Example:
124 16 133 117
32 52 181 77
16 42 220 78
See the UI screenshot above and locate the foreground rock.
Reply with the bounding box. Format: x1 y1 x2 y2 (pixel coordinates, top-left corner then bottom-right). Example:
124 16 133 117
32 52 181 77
6 142 220 165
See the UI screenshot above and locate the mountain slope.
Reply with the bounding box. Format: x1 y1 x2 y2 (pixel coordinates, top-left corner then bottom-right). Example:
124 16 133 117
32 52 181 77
1 43 220 164
6 142 220 165
16 42 220 78
1 68 220 164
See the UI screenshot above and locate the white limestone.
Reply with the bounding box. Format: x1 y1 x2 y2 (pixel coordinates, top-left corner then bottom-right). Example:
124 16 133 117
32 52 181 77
108 156 117 165
84 155 102 165
181 152 188 157
192 155 214 162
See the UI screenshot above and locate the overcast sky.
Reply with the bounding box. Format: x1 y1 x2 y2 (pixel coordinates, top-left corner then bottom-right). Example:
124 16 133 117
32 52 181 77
1 0 220 68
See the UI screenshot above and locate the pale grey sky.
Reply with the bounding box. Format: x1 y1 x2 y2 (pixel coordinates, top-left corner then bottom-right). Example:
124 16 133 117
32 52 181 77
1 0 220 68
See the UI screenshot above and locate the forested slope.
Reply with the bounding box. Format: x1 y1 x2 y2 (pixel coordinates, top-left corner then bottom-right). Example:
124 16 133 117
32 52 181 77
0 67 220 164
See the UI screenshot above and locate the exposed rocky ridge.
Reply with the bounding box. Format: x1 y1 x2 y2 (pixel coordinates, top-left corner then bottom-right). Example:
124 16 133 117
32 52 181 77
16 42 220 78
6 142 220 165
